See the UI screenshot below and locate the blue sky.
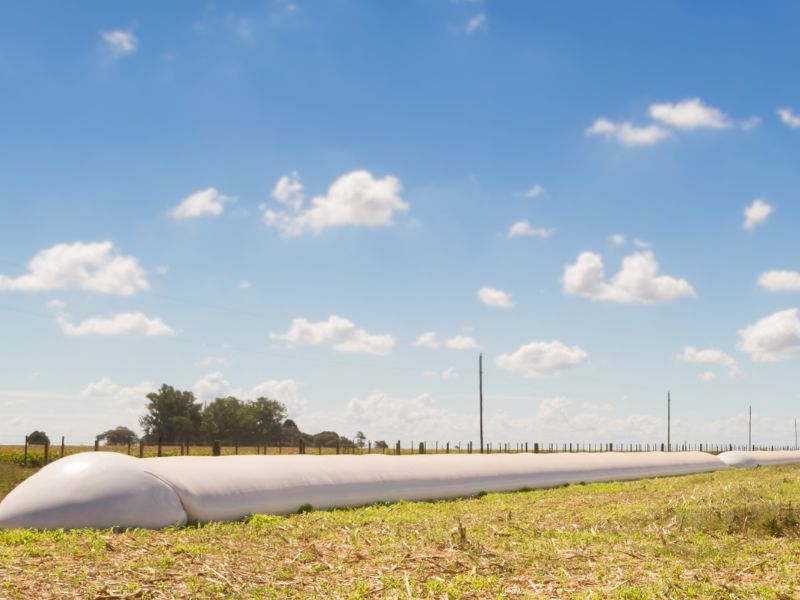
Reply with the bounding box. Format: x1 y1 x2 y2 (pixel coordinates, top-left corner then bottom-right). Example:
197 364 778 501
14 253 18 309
2 1 800 446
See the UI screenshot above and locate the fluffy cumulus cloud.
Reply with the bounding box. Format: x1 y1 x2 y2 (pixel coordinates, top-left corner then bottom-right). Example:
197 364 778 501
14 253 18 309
413 332 478 350
413 331 440 349
562 250 695 304
478 286 514 309
676 346 741 377
271 315 395 355
495 340 588 378
585 119 671 146
737 308 800 362
506 219 554 239
170 188 237 220
444 335 479 350
0 241 148 296
345 393 453 439
649 98 732 130
193 372 230 403
263 170 408 236
758 270 800 292
58 312 175 336
234 378 307 416
611 234 627 246
81 377 155 415
777 108 800 129
743 198 773 230
101 29 138 57
588 98 750 147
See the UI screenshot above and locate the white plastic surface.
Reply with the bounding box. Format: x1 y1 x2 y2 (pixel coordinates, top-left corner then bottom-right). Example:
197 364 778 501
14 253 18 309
145 451 725 523
0 451 729 529
0 452 187 530
717 450 800 468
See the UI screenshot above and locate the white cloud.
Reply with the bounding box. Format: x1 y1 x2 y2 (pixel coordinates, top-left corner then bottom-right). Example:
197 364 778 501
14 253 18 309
232 378 307 416
465 13 486 34
441 367 459 380
238 280 252 289
478 286 515 309
271 171 304 210
346 393 450 439
743 198 773 230
632 238 651 249
585 118 671 146
611 234 627 247
758 270 800 292
676 346 741 377
155 265 169 275
80 377 155 417
170 188 237 220
777 108 800 129
263 170 408 236
47 298 65 310
271 315 395 355
413 331 440 349
740 116 761 131
101 30 138 57
506 219 554 239
495 340 588 378
58 312 175 336
193 372 230 403
444 335 479 350
737 308 800 362
0 241 148 296
525 184 545 198
699 371 717 383
649 98 732 130
562 250 695 304
414 332 479 350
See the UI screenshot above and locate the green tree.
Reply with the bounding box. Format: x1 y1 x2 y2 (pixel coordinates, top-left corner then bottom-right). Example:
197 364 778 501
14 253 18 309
98 426 138 445
355 431 367 448
249 397 287 443
139 384 202 443
202 396 254 443
26 430 49 445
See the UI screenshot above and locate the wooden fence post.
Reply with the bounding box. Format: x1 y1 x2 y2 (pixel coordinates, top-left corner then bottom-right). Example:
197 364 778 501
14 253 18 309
139 439 144 458
534 442 539 453
336 440 340 455
23 435 28 467
396 440 401 455
446 442 450 454
43 440 49 466
126 440 131 455
94 437 99 452
212 440 221 456
235 443 239 455
61 435 65 458
157 435 162 457
419 442 425 454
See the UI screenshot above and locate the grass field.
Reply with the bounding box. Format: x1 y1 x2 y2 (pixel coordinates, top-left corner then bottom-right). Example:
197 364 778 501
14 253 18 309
2 462 800 598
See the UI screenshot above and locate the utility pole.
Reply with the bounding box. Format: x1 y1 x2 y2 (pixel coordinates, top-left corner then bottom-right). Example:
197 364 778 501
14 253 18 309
795 418 797 450
667 391 671 452
479 353 484 454
748 405 752 451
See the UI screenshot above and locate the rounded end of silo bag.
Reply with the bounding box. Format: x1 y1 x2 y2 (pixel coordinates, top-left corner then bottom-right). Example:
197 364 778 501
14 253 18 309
0 452 187 530
717 451 758 468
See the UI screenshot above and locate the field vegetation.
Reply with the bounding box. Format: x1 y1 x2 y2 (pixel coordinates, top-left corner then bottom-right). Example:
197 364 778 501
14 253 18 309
2 461 800 597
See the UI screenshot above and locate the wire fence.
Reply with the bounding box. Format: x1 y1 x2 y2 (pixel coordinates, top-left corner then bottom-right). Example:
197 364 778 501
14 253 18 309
2 436 797 469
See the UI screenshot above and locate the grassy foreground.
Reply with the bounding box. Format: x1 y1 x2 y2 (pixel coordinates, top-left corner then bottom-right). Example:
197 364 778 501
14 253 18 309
1 463 800 598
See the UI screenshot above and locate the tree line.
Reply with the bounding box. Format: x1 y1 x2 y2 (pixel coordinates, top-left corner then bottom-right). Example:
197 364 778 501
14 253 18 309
27 384 366 448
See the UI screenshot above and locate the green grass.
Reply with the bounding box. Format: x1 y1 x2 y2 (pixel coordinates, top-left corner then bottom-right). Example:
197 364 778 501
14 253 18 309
2 462 800 597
